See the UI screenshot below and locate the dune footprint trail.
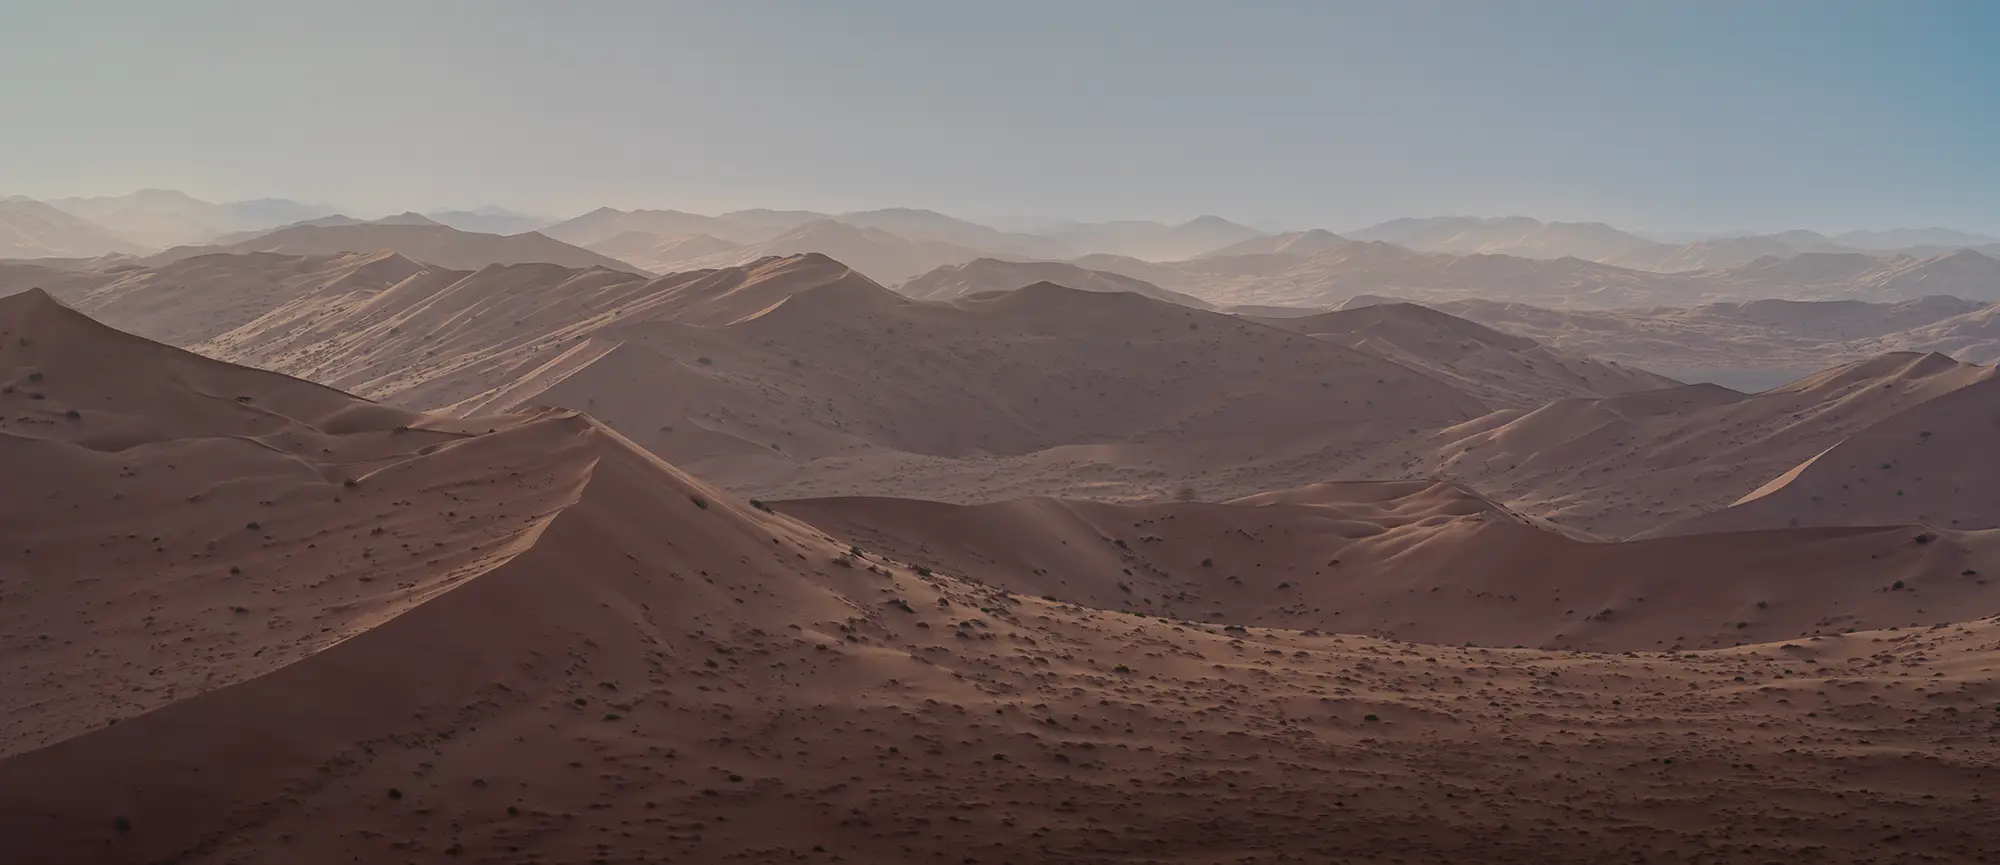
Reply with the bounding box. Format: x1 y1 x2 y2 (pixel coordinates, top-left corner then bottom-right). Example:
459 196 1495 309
4 292 2000 864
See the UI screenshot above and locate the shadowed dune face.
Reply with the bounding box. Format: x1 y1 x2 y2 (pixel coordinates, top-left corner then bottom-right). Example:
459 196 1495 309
5 295 2000 864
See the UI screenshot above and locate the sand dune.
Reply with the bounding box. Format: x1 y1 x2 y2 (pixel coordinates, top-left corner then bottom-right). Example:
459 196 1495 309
9 250 430 346
198 254 868 410
499 280 1489 501
1371 352 1997 536
781 479 2000 650
8 294 2000 864
151 252 1488 491
1256 302 1681 407
150 222 643 273
10 247 1995 540
1656 371 2000 535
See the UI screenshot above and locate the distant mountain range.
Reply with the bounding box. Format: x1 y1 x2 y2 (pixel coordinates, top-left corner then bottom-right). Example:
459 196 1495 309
5 191 1999 311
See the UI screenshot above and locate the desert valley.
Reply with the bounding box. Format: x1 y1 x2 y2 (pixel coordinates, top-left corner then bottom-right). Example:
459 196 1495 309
1 185 1999 865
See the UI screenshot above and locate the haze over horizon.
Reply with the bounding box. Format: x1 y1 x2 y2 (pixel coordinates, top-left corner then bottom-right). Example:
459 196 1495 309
5 1 1997 235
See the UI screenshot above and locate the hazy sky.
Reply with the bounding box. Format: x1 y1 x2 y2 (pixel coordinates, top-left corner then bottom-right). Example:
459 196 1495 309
4 1 1995 233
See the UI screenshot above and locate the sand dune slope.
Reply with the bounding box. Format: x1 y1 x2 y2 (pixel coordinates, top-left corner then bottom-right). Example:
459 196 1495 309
1657 371 2000 535
5 297 2000 864
1259 302 1682 406
1375 352 1997 535
200 254 868 410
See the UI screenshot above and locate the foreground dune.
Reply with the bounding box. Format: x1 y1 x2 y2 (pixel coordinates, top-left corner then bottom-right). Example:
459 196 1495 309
7 291 2000 864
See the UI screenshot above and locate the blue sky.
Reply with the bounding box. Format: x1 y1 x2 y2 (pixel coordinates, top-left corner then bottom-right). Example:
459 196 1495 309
3 1 1995 233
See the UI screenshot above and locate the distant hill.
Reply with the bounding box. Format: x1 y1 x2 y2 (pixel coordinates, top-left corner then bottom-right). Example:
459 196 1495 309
651 219 1001 285
47 189 334 247
1605 232 1863 272
1350 216 1659 261
1199 229 1352 258
541 207 766 246
584 231 746 270
1036 215 1264 261
899 258 1216 309
0 199 151 258
422 207 552 235
150 222 644 272
836 207 1071 259
1434 293 2000 377
1836 227 2000 250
